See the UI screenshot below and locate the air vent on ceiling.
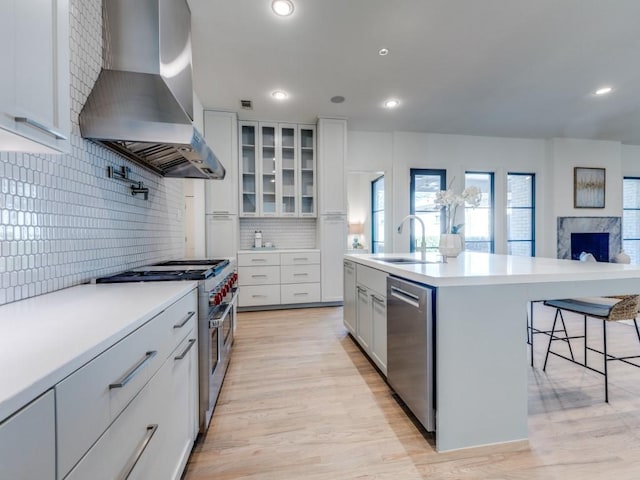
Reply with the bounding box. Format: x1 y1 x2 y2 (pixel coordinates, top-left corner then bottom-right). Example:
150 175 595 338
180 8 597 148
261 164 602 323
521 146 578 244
240 99 253 110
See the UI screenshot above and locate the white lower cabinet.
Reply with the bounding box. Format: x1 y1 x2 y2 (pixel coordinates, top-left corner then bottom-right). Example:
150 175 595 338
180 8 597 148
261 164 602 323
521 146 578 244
346 263 388 376
58 289 198 480
0 390 55 480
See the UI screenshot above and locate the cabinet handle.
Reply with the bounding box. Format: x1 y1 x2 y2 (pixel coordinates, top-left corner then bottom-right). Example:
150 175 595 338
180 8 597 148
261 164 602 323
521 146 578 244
293 257 308 261
173 311 196 329
356 286 367 294
371 295 385 305
14 116 67 140
293 273 308 276
251 274 267 278
117 424 158 480
109 351 157 389
251 258 267 262
252 294 267 298
174 338 197 360
294 292 309 296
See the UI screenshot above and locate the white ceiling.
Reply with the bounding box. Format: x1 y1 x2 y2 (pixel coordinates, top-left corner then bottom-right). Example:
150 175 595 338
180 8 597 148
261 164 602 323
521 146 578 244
189 0 640 144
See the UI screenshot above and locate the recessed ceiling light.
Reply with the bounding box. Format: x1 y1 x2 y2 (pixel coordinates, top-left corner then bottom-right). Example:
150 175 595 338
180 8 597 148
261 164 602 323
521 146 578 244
272 90 288 100
378 48 389 56
272 0 294 16
383 98 400 108
595 86 613 95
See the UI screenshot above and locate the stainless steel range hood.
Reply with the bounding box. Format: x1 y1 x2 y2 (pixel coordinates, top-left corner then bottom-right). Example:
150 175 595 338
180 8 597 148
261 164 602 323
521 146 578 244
79 0 225 179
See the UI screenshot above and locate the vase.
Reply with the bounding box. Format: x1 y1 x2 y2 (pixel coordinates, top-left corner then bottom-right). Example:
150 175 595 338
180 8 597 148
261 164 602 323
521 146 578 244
439 233 463 257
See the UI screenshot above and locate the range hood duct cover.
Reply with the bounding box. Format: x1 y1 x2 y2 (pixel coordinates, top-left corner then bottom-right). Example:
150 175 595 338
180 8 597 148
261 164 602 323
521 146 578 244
79 0 225 180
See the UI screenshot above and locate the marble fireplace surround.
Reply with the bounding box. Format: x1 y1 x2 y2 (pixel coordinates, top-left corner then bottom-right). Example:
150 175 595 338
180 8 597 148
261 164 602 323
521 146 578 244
557 216 622 262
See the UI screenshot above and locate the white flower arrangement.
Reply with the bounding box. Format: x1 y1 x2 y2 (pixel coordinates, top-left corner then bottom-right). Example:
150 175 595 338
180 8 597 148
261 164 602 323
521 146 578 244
434 185 482 234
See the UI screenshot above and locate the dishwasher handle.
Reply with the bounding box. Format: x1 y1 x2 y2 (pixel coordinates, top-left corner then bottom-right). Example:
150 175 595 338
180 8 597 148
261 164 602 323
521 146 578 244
390 286 421 308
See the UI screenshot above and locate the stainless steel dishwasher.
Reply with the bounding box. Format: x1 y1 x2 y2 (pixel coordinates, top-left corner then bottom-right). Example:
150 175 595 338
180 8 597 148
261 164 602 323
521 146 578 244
387 275 435 432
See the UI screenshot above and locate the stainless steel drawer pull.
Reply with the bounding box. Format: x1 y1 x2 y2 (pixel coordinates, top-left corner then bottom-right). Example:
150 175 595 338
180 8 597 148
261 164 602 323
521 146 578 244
293 257 308 261
294 292 309 296
371 295 385 304
252 294 267 298
390 287 420 308
173 311 196 329
356 286 367 294
293 273 308 276
109 351 157 389
251 274 267 278
251 258 267 262
174 338 197 360
14 116 67 140
117 424 158 480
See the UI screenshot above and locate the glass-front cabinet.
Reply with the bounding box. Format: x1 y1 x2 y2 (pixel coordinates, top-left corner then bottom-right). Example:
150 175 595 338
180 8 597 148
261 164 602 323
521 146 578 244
239 121 315 217
240 122 257 216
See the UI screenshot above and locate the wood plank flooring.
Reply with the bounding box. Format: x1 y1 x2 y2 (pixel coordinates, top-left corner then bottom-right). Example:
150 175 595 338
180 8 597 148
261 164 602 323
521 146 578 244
184 304 640 479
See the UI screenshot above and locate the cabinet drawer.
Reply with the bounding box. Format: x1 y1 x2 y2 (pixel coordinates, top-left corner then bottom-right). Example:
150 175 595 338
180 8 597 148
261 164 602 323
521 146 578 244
356 264 387 295
65 358 170 480
239 285 281 307
281 283 321 304
238 266 280 285
280 252 320 265
56 313 168 478
281 264 320 284
164 289 198 355
237 252 280 267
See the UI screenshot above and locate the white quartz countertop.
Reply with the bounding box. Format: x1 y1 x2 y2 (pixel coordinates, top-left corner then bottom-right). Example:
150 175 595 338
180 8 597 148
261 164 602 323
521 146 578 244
0 281 197 422
238 248 319 254
345 252 640 287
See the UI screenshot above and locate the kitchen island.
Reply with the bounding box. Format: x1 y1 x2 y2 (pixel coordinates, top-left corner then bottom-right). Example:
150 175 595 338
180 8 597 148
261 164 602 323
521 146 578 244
344 251 640 452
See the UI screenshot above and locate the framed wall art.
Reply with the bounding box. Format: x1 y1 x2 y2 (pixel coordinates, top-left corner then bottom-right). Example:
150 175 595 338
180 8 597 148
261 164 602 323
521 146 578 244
574 167 605 208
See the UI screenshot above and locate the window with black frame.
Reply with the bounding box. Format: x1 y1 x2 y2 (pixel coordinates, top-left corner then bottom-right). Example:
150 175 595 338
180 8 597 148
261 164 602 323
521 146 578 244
409 169 446 252
623 177 640 264
371 175 385 253
507 173 535 256
464 171 494 253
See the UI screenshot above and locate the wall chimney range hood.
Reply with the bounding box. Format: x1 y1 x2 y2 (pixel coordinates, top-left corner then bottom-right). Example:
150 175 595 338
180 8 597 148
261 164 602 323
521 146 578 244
79 0 225 179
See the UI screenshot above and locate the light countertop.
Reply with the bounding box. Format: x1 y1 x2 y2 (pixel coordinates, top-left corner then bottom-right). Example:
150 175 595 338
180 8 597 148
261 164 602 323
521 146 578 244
0 281 197 422
345 251 640 287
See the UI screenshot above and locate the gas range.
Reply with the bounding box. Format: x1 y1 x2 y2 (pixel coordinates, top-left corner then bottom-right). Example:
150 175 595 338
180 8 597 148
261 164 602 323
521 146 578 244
95 258 237 433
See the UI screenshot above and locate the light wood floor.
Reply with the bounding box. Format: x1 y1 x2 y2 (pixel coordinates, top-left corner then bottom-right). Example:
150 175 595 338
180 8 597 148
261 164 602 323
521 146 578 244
184 304 640 479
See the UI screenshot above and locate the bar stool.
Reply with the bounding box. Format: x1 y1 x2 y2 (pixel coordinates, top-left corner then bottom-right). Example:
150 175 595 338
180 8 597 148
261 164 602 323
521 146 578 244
542 295 640 402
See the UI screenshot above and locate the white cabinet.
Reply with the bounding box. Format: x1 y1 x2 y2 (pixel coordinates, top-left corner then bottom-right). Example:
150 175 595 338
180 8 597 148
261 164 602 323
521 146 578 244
206 213 239 258
239 121 316 217
237 250 321 308
343 262 388 375
0 390 55 480
59 289 198 480
343 260 356 335
204 111 239 215
319 215 347 302
0 0 70 153
317 118 347 215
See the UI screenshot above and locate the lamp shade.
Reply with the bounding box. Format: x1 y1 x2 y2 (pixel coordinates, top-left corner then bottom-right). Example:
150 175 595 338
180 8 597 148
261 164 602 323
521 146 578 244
348 223 364 235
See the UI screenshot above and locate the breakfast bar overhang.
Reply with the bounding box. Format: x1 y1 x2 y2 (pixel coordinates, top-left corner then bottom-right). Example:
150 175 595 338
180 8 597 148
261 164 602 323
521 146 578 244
345 252 640 452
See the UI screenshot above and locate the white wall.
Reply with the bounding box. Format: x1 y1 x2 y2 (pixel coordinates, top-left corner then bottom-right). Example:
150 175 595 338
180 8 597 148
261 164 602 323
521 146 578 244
348 130 630 258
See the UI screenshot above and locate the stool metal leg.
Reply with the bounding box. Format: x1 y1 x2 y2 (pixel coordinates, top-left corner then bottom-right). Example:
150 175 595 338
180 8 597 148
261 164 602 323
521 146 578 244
603 320 609 403
584 315 588 368
558 310 575 361
543 309 560 371
530 301 534 367
634 319 640 344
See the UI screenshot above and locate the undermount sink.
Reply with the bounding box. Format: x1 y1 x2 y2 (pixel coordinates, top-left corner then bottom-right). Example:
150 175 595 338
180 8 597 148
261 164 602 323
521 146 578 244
379 257 441 265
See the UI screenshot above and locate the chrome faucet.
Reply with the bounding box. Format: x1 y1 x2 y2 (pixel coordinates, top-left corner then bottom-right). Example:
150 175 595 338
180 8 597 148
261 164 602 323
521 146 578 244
397 215 427 261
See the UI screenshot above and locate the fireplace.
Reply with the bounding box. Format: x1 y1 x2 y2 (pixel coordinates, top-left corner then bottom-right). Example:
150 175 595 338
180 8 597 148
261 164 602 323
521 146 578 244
557 217 621 262
570 232 609 262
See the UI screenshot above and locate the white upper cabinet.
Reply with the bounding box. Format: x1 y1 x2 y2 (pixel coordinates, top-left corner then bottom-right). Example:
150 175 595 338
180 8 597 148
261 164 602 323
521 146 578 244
204 111 239 215
317 118 347 215
0 0 70 154
239 121 316 217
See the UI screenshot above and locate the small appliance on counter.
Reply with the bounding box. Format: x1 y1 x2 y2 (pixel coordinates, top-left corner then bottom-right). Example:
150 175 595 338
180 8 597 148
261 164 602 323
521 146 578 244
95 258 237 433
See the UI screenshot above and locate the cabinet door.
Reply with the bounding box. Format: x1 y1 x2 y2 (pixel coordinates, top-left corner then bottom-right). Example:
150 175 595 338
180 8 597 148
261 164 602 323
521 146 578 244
205 214 238 258
279 124 298 216
259 123 279 216
356 285 372 351
1 0 70 153
204 111 238 215
298 125 316 217
319 214 346 302
371 293 387 375
317 118 347 215
343 260 357 335
239 122 259 216
0 390 55 480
